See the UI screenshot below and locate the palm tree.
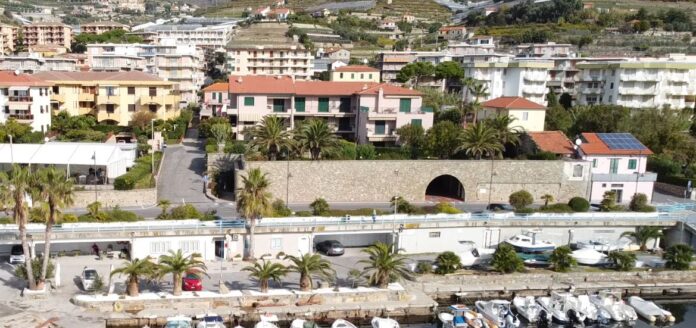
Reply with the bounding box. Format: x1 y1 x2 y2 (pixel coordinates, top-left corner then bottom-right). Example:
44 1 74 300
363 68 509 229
358 242 414 288
157 199 171 219
491 243 524 274
236 168 272 260
86 201 105 221
157 250 208 296
243 260 287 293
435 251 461 274
486 114 521 148
663 244 694 270
621 227 663 251
295 118 340 160
34 167 74 288
607 251 636 271
110 257 158 297
456 123 504 159
460 77 476 101
0 165 38 290
469 83 489 103
541 194 554 207
286 253 335 291
549 246 577 273
248 115 292 161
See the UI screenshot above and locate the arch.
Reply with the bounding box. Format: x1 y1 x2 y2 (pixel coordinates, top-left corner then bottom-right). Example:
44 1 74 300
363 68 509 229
100 119 119 126
425 174 465 201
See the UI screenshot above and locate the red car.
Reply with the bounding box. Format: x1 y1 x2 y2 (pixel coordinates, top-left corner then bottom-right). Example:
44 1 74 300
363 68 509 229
182 273 202 291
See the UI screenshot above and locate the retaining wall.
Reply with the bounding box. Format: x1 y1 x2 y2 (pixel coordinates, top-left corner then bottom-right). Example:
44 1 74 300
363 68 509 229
72 188 157 208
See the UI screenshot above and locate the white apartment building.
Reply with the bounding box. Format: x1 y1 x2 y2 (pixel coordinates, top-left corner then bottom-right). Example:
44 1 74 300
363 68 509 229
376 51 444 82
0 53 77 73
141 24 235 49
227 45 314 80
514 42 573 58
0 71 52 132
462 58 553 105
576 60 696 109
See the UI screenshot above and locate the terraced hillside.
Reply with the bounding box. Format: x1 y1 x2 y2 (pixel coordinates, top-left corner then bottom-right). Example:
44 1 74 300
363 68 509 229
372 0 451 21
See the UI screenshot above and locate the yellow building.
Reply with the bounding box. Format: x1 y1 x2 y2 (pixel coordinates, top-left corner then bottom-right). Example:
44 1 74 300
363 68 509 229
330 65 381 82
34 71 181 126
0 24 18 55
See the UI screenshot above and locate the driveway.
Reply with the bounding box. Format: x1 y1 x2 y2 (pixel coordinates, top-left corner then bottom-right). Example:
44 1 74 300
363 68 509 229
157 128 212 204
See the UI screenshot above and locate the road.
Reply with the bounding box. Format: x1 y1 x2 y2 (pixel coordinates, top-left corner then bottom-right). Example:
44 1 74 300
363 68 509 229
157 128 211 204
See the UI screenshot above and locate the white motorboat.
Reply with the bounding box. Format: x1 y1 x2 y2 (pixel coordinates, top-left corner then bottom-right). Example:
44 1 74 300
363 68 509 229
165 316 193 328
331 319 357 328
475 300 520 328
441 304 486 328
512 296 551 323
195 313 225 328
504 233 556 253
590 291 637 322
290 319 319 328
628 296 676 323
371 317 399 328
537 291 586 324
577 294 610 323
576 239 622 252
255 314 280 328
572 248 609 266
457 241 495 267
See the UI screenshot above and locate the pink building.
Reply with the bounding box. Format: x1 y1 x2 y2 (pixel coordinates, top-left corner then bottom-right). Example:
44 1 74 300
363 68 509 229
201 82 230 118
224 75 433 144
578 133 656 204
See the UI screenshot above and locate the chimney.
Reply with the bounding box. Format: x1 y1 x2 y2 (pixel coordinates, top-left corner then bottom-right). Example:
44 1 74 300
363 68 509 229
378 87 384 99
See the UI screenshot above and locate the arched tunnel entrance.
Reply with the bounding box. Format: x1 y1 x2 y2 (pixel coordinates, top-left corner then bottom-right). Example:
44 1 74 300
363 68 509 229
425 175 465 201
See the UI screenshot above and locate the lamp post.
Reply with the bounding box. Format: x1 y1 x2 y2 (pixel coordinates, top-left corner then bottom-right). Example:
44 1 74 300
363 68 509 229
92 150 97 203
487 153 494 206
284 150 290 206
8 134 13 164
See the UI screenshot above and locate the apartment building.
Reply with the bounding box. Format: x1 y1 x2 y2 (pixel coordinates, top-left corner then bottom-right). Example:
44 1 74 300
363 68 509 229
376 51 443 82
34 71 180 126
22 23 73 50
514 42 573 58
227 45 314 80
138 24 235 49
86 41 205 105
0 24 18 55
0 71 53 132
81 21 131 34
0 53 77 73
462 58 553 105
222 75 432 144
330 66 380 82
575 60 696 109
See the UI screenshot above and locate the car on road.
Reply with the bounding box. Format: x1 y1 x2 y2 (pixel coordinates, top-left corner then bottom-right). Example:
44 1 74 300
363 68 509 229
182 272 203 291
81 267 98 291
9 245 25 264
485 203 514 212
315 240 345 256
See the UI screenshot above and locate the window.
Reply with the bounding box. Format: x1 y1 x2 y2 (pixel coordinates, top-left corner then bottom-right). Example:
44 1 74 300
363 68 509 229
360 73 364 79
573 164 583 177
608 95 613 102
411 119 422 127
295 97 305 112
1 88 8 96
522 112 529 121
148 87 156 97
106 104 115 113
318 97 329 112
592 159 597 168
128 87 135 95
3 106 8 113
375 121 386 135
149 104 157 112
39 106 43 114
429 232 441 238
271 238 282 250
611 184 624 188
179 240 200 254
609 82 614 89
628 159 637 170
244 96 254 106
339 97 351 113
340 73 343 78
105 86 116 96
369 74 372 79
609 158 619 174
39 88 43 96
351 73 354 79
150 241 171 254
399 98 411 113
128 104 136 112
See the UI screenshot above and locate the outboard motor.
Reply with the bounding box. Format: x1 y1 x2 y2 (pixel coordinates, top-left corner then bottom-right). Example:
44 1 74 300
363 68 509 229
537 310 549 328
567 310 581 325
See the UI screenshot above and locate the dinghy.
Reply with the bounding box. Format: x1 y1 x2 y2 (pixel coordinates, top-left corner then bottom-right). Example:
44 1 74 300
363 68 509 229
195 313 225 328
371 317 399 328
628 296 676 323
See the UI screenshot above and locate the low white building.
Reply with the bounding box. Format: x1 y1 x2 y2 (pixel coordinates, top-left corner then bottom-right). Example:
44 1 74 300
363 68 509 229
462 58 553 105
0 71 52 132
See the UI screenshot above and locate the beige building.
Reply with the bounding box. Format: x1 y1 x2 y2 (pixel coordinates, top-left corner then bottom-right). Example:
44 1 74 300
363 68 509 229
330 65 380 82
23 23 73 50
228 45 314 80
0 24 18 55
81 21 131 34
479 97 547 132
34 71 180 126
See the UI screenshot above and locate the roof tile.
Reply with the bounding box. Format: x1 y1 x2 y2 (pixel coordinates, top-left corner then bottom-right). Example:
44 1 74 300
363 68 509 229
0 71 52 87
482 96 546 110
579 132 653 156
527 131 574 155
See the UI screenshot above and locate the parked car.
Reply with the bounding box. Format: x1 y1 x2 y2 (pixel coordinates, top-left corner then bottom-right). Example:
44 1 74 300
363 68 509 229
405 259 438 273
182 272 202 291
9 245 25 264
81 267 98 291
315 240 345 256
486 203 514 212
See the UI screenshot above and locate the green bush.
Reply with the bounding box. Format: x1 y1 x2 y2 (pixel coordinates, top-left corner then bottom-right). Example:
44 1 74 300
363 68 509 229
607 251 636 271
113 175 135 190
114 153 161 190
539 203 574 213
435 251 461 274
15 257 55 282
629 193 655 212
205 144 219 153
375 147 408 160
106 208 142 222
657 175 692 187
568 197 590 212
169 204 202 219
509 190 533 210
326 208 389 216
310 198 330 216
61 214 78 223
0 217 12 224
332 140 357 160
549 245 576 272
224 141 247 154
271 199 292 217
664 244 694 270
647 154 681 177
514 207 535 214
295 210 313 217
434 202 462 214
416 261 433 274
491 243 524 274
528 151 557 160
356 144 376 160
391 196 422 214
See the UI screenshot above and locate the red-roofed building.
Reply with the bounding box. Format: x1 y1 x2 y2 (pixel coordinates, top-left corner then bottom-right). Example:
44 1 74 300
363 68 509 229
578 132 656 204
480 96 547 132
526 131 575 157
330 65 380 83
201 82 230 118
0 71 53 132
438 26 467 41
223 75 432 144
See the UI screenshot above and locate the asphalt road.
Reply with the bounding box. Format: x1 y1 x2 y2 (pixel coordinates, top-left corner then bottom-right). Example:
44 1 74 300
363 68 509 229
157 128 211 205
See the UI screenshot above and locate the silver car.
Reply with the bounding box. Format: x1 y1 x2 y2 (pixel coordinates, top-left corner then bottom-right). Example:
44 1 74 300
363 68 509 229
81 267 98 291
9 245 25 265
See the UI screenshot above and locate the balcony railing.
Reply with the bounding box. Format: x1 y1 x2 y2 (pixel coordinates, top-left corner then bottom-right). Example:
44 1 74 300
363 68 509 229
8 96 33 102
9 113 34 121
591 172 657 182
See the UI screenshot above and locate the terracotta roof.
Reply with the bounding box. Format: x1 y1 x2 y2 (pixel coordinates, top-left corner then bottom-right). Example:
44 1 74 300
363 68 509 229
228 75 420 96
359 84 421 96
334 65 379 73
527 131 574 155
228 75 295 94
0 71 53 87
579 133 653 156
34 71 167 83
482 97 546 110
203 82 228 92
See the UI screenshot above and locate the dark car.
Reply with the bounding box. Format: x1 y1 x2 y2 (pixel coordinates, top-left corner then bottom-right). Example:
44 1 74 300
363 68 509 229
486 203 514 212
315 240 345 256
182 272 202 291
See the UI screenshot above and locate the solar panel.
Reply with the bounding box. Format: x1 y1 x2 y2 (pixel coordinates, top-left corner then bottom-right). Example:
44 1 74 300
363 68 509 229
596 133 647 150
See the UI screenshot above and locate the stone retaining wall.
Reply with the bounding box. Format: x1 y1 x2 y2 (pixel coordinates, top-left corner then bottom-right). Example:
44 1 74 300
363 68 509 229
654 182 687 197
72 188 157 208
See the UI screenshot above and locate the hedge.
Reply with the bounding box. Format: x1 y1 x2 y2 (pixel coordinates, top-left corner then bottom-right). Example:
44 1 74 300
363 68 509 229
568 197 590 212
114 152 162 190
657 174 692 188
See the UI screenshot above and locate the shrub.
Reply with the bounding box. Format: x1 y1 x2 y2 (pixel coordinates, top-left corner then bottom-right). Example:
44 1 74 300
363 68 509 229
295 210 313 217
664 244 694 270
0 217 13 224
491 244 524 274
391 196 419 214
647 154 680 177
416 261 433 274
309 198 330 216
271 199 292 217
201 210 218 221
509 190 533 210
514 207 535 214
224 141 247 154
15 256 55 282
434 202 462 214
607 251 636 271
629 193 655 212
600 191 624 212
356 144 377 159
435 251 461 274
169 204 202 219
528 151 557 160
114 153 161 190
568 197 590 212
539 203 574 213
333 140 357 160
205 144 218 153
106 208 142 222
549 246 577 272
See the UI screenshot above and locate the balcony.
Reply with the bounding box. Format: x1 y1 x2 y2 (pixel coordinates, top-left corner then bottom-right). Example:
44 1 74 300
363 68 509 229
8 113 33 122
367 108 398 120
140 95 162 106
97 95 119 104
8 95 33 103
367 131 397 141
51 94 64 103
79 93 96 102
591 172 657 183
618 87 656 95
620 73 659 82
97 110 120 122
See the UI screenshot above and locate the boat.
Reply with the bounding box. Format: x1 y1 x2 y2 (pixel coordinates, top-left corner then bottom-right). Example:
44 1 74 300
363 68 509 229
255 314 280 328
504 233 556 253
628 296 676 323
577 294 610 323
165 316 193 328
590 291 637 322
572 248 609 266
457 241 495 267
331 319 357 328
291 319 319 328
475 300 520 327
537 291 586 324
439 304 486 328
512 296 551 323
576 239 622 252
195 313 225 328
371 317 399 328
518 252 550 267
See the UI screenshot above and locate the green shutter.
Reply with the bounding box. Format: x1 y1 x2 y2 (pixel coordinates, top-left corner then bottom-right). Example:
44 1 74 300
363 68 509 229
422 106 433 113
273 99 285 112
375 121 386 135
318 97 329 112
244 96 254 106
360 106 369 113
399 98 411 113
411 119 422 127
628 159 637 170
295 97 305 112
610 159 619 174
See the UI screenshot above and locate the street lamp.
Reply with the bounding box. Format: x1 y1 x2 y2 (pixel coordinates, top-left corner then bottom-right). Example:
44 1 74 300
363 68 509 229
8 134 13 164
151 119 156 175
487 153 495 206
